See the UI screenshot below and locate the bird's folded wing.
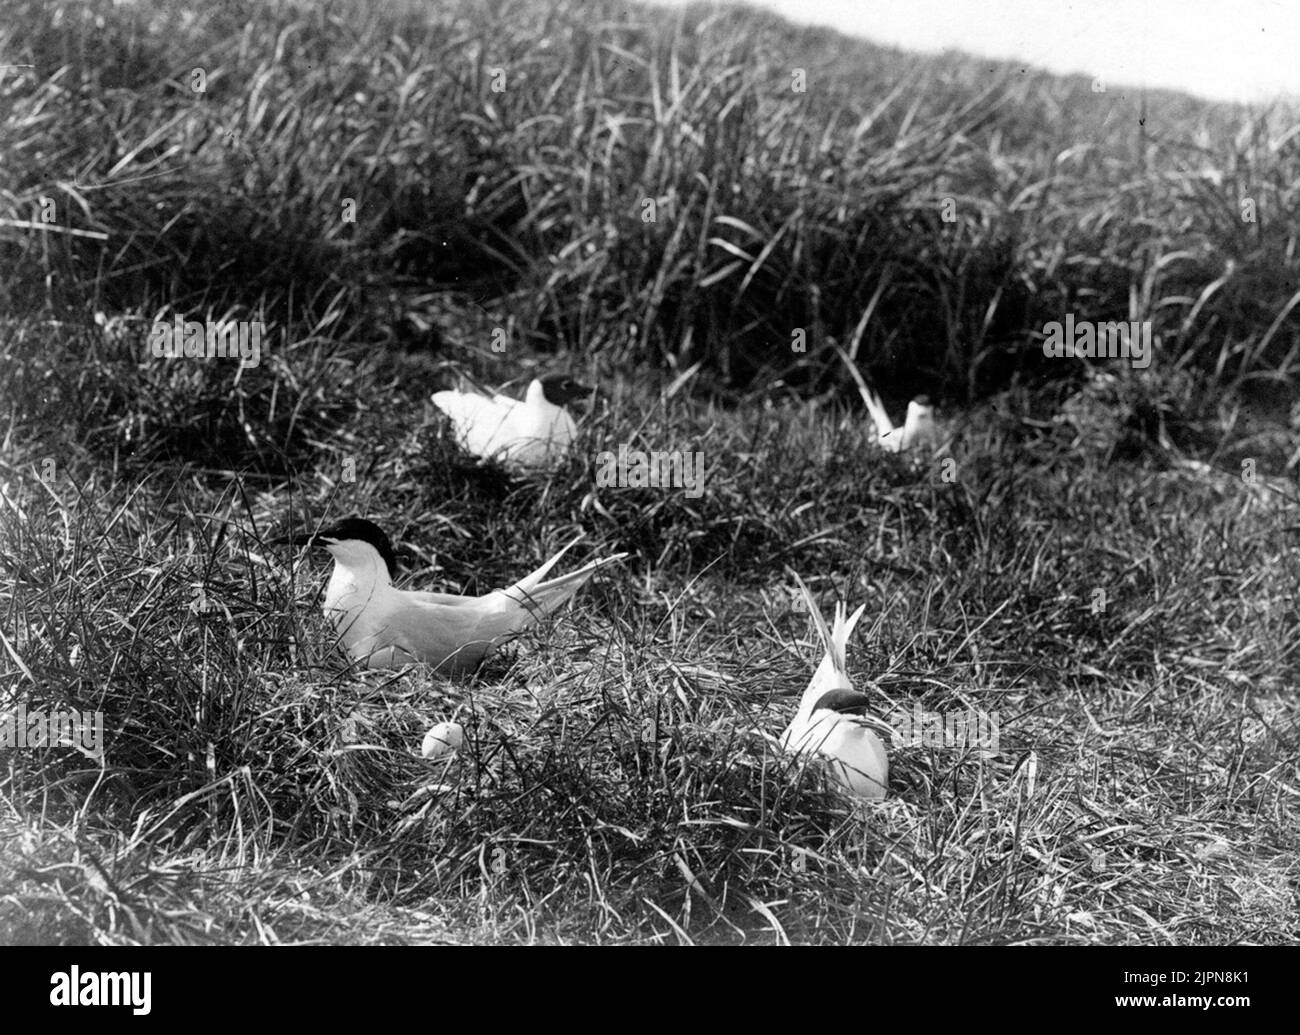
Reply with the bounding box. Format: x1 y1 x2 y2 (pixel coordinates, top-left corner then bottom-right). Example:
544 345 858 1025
400 589 482 607
432 390 514 425
384 594 521 654
432 391 522 458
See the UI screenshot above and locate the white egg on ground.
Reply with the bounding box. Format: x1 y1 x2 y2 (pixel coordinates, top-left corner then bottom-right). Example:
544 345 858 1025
421 721 464 760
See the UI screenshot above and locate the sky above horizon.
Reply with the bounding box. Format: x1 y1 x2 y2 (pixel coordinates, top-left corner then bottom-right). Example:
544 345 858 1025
637 0 1299 104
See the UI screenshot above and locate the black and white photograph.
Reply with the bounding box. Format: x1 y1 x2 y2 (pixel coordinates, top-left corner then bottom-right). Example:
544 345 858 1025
0 0 1295 1004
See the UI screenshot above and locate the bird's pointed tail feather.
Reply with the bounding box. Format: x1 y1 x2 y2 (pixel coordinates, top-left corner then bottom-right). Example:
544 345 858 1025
834 346 893 438
795 573 864 676
511 536 584 595
833 600 867 674
504 546 627 620
859 382 893 440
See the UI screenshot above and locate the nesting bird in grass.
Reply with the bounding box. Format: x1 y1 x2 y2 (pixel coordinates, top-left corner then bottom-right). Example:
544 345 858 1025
431 373 592 470
281 518 625 674
780 576 889 800
834 347 938 452
861 387 938 453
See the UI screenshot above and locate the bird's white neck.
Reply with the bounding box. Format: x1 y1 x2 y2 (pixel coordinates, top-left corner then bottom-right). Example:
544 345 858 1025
323 549 393 614
903 403 933 438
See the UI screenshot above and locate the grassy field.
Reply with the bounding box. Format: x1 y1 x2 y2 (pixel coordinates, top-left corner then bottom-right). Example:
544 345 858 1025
1 0 1298 944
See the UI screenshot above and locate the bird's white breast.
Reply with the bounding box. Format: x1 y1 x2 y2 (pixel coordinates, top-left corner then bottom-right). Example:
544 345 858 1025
322 566 391 660
783 710 888 800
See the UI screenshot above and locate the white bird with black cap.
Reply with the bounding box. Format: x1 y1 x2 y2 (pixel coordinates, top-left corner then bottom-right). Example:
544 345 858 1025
861 388 938 453
780 576 889 799
431 373 592 470
834 348 938 453
279 517 626 674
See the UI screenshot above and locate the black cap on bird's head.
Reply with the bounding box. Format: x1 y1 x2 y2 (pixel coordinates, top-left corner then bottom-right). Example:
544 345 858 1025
912 394 933 407
278 517 399 578
538 373 594 407
810 688 876 715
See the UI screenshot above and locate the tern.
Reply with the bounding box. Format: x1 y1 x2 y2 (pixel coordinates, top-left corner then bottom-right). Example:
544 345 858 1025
834 348 938 452
282 518 626 673
861 388 937 453
780 577 889 799
431 373 592 469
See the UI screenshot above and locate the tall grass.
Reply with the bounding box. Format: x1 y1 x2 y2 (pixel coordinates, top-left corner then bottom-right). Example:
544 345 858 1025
2 0 1297 397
